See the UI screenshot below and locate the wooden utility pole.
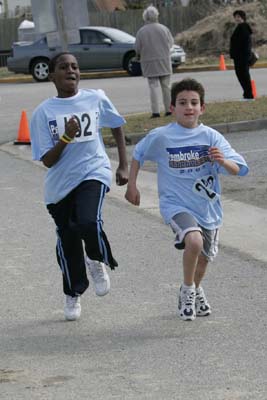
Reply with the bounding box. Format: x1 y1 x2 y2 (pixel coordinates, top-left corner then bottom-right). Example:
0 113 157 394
55 0 68 51
3 0 8 17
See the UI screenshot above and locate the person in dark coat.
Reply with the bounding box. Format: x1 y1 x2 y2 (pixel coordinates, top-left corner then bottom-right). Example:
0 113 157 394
230 9 254 100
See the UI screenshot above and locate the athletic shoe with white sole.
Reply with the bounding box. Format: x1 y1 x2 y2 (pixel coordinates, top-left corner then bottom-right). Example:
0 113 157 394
64 295 81 321
85 257 110 296
178 285 196 321
195 286 211 316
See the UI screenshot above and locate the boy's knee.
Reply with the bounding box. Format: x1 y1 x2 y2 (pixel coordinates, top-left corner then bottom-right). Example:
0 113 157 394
184 231 203 254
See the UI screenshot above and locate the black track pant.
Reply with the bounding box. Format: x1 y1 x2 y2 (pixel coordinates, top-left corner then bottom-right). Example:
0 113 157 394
234 59 253 99
47 180 117 296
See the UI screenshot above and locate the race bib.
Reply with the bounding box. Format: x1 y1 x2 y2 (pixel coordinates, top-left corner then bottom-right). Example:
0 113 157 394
56 110 98 143
192 175 220 203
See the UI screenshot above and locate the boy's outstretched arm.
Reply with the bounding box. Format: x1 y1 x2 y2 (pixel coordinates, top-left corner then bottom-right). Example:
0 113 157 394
125 158 141 206
111 127 129 186
209 146 240 175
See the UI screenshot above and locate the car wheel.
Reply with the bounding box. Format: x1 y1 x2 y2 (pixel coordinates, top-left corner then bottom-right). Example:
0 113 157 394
31 58 49 82
124 53 142 76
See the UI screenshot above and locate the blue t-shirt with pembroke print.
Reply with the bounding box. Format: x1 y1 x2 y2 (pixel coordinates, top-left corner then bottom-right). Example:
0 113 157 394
30 89 125 204
133 122 249 229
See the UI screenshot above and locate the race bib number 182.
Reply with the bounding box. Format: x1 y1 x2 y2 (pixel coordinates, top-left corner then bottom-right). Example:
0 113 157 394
57 111 98 143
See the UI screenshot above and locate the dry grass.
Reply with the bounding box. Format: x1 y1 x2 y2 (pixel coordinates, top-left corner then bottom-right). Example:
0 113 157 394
1 67 266 142
0 67 15 78
115 97 267 137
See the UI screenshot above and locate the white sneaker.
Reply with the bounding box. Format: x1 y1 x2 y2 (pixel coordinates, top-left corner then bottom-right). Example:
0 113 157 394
195 286 211 316
178 285 196 321
85 257 110 296
64 295 81 321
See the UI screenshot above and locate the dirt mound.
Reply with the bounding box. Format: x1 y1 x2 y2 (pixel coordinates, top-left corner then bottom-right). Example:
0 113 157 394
175 1 267 59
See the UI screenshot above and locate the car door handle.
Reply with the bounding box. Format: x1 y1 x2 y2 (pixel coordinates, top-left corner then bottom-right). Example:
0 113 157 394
49 48 56 51
82 47 90 51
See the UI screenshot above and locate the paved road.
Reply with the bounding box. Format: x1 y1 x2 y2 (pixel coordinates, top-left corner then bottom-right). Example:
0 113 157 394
0 139 267 399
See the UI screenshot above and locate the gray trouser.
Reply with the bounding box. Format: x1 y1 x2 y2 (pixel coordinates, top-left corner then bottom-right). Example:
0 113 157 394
147 75 171 114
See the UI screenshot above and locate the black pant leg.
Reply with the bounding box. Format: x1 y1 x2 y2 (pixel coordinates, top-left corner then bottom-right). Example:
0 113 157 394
47 192 89 296
234 60 253 99
74 180 118 269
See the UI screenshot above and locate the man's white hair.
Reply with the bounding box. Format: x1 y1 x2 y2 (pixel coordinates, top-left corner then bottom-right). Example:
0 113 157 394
142 5 159 23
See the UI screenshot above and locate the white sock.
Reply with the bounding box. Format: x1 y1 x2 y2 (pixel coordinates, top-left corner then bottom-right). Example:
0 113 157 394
182 283 195 290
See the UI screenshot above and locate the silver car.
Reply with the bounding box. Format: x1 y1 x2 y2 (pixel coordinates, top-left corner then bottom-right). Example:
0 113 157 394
128 44 186 76
7 26 186 82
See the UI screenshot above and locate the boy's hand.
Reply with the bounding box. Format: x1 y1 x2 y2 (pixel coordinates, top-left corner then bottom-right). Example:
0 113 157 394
65 116 80 139
116 165 128 186
125 185 140 206
209 146 240 175
209 146 225 166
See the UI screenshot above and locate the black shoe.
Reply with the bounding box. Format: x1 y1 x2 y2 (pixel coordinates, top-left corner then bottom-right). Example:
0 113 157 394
150 113 160 118
165 112 172 117
125 135 131 145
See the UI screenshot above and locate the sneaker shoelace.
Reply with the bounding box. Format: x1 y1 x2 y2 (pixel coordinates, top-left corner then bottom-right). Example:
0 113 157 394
66 296 79 307
196 288 207 304
90 261 105 282
181 290 195 306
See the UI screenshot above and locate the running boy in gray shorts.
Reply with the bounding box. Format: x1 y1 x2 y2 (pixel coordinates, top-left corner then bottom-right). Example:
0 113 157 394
170 212 218 318
125 78 249 321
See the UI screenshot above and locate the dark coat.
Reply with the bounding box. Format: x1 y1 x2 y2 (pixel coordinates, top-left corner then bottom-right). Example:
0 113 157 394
230 22 252 63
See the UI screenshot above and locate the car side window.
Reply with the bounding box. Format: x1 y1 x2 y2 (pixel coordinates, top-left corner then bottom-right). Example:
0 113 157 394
81 30 110 45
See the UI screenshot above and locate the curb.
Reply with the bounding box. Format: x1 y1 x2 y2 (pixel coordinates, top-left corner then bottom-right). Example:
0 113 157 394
212 118 267 135
0 69 128 84
1 62 267 84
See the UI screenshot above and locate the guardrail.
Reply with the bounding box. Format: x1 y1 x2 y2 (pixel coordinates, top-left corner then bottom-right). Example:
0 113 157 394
0 50 11 67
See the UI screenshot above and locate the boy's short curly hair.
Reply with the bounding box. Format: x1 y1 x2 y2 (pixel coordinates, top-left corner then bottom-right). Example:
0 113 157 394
171 78 205 106
49 52 73 73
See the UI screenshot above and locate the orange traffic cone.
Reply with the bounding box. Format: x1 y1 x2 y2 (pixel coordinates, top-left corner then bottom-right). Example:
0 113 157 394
14 110 31 145
251 79 257 99
219 54 227 71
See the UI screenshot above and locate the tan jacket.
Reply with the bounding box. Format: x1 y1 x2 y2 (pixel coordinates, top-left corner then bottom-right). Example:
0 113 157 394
135 22 174 78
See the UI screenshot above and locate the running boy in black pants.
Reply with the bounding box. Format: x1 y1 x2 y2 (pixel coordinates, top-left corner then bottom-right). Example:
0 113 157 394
30 52 128 321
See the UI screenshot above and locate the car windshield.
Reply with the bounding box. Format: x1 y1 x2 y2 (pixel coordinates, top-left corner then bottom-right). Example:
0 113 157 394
31 37 47 46
100 28 135 43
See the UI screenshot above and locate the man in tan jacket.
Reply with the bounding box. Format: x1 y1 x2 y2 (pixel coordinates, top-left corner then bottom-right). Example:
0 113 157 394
135 5 174 118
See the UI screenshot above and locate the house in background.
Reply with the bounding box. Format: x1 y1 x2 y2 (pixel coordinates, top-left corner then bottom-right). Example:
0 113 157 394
9 0 30 7
0 0 127 17
88 0 126 12
0 0 31 17
5 0 30 11
1 0 126 16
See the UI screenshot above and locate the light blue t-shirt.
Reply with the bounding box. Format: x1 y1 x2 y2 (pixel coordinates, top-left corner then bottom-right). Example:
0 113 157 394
30 89 125 204
133 122 249 229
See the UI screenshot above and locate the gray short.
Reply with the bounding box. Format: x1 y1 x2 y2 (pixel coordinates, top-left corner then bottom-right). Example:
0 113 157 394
169 212 219 261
